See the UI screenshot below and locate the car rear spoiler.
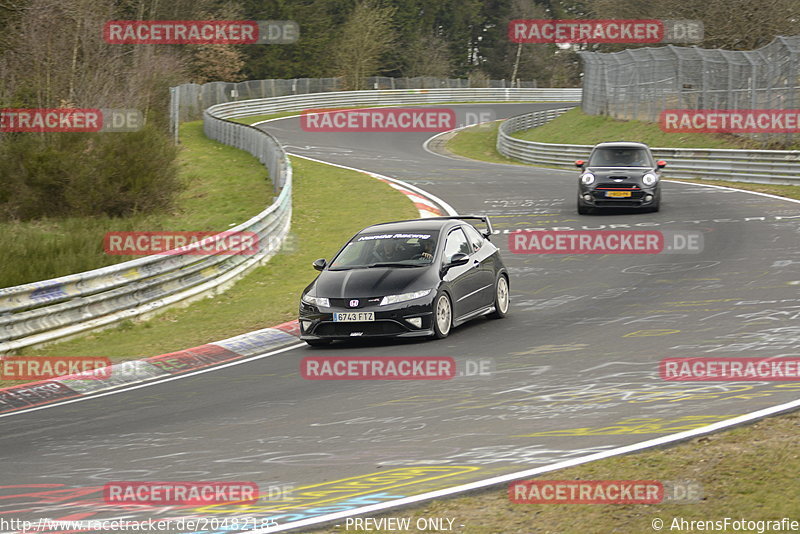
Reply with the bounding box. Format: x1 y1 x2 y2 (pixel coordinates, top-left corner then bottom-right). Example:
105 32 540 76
427 215 495 239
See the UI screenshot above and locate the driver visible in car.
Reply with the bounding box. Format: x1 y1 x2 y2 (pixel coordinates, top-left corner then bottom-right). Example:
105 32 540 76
418 239 434 261
370 239 401 262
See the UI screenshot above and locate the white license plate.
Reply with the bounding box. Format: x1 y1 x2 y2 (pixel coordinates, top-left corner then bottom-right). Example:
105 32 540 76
333 312 375 322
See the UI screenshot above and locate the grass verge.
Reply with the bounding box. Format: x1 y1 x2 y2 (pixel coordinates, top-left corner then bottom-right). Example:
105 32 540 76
308 411 800 533
442 122 524 166
0 122 271 287
511 108 791 149
2 156 416 385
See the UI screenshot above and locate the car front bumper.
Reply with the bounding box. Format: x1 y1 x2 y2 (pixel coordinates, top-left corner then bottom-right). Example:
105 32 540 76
298 297 436 340
579 185 659 208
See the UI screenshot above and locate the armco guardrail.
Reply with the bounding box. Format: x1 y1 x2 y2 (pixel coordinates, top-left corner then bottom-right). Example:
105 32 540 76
0 87 579 354
170 76 548 125
497 109 800 185
203 87 582 122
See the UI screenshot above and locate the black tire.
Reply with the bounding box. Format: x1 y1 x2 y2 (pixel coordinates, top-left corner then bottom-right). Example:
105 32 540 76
305 339 332 347
431 292 453 339
487 274 510 319
650 201 660 212
578 203 591 215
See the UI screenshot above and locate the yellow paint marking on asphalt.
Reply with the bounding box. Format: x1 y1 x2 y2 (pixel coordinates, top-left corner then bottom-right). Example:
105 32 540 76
623 329 681 337
196 465 480 514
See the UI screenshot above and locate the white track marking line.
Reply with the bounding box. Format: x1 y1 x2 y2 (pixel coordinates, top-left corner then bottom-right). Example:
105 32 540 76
0 343 305 419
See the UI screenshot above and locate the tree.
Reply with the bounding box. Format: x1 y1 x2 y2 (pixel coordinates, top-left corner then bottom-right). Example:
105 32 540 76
190 44 247 83
586 0 799 51
330 0 397 90
0 0 186 221
185 4 248 83
402 31 453 78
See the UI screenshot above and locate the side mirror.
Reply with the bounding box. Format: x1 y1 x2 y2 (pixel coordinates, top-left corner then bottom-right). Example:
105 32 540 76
657 160 667 169
447 252 470 267
312 258 327 271
575 160 585 169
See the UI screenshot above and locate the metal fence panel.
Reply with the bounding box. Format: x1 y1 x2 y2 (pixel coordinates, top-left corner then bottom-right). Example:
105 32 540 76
580 36 800 143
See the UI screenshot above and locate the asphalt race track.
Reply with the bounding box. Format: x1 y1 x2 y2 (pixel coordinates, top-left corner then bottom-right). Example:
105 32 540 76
2 103 800 532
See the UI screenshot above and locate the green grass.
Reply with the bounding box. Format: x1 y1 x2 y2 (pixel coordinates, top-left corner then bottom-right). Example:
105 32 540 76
0 122 270 287
512 108 774 149
309 411 800 533
233 111 305 125
443 121 524 166
6 155 416 379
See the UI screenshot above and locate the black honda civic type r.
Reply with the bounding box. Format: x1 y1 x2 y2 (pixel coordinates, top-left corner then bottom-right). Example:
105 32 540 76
575 141 666 214
298 216 509 346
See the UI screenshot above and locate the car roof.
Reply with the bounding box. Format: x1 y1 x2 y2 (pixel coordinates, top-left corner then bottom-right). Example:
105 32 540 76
592 141 651 150
359 218 463 234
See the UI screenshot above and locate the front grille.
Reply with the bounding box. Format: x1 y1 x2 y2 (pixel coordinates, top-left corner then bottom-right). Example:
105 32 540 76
596 183 640 190
329 297 382 309
314 321 407 336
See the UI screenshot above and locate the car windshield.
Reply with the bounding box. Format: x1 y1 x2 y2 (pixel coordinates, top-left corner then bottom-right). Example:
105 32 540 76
589 147 651 167
328 231 439 270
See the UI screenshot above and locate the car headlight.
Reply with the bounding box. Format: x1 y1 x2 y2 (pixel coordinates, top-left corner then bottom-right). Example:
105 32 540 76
301 294 330 307
642 173 658 186
379 289 432 306
580 173 595 185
